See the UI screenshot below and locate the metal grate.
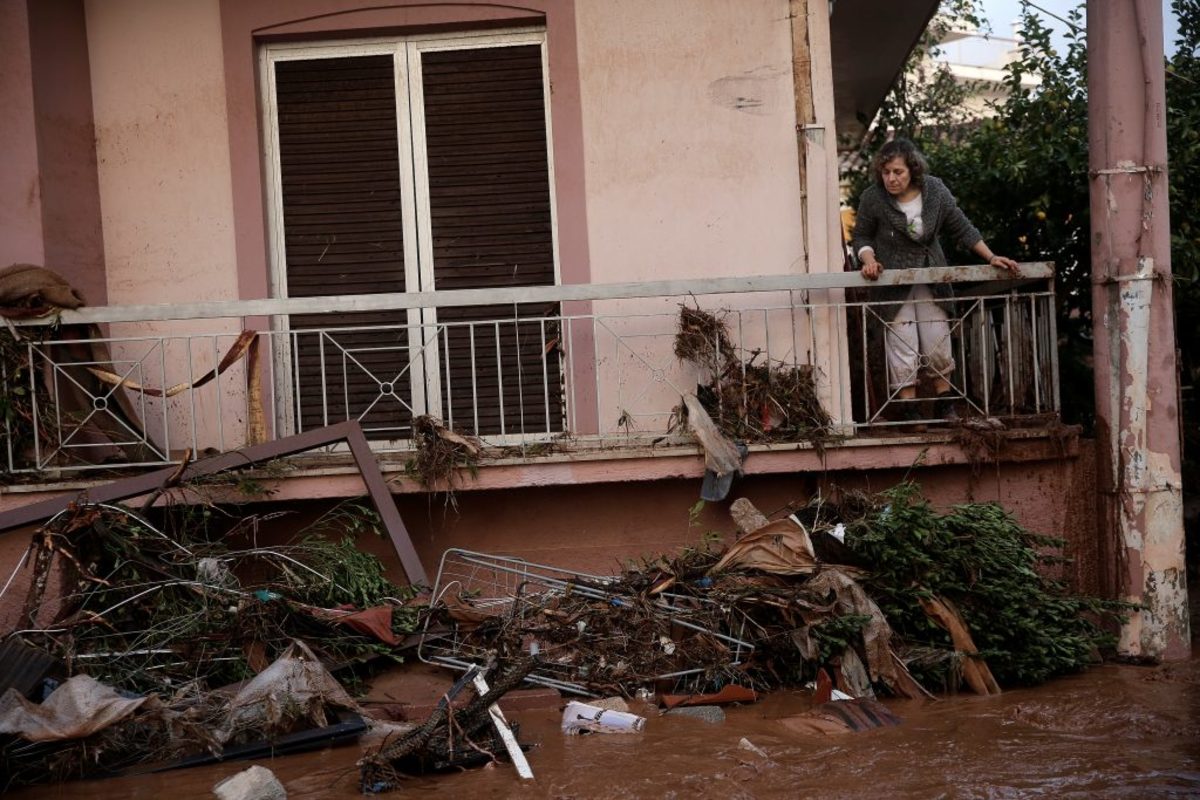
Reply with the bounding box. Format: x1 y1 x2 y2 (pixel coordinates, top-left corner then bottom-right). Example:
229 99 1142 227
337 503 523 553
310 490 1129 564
417 549 755 697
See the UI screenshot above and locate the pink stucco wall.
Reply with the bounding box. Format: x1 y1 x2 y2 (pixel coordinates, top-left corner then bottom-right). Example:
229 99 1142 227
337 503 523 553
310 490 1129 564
0 444 1102 633
0 0 106 303
85 0 239 308
575 0 804 285
81 0 248 450
29 0 107 306
1 0 47 267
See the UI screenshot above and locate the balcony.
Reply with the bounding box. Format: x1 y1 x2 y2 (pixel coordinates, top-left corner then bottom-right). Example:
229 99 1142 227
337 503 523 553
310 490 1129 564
1 264 1059 488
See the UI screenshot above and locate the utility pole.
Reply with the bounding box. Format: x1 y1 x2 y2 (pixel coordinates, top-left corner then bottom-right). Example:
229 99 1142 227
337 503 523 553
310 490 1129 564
1088 0 1190 660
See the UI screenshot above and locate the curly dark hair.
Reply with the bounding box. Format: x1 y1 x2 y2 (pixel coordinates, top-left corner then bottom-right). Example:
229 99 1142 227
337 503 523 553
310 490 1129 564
871 137 929 190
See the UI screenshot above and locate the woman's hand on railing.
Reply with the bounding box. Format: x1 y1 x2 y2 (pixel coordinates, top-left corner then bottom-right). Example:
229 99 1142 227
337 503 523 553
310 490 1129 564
988 255 1021 275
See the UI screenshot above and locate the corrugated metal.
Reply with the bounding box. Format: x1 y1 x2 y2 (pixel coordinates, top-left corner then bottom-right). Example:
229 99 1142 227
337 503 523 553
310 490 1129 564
275 56 415 436
422 45 562 436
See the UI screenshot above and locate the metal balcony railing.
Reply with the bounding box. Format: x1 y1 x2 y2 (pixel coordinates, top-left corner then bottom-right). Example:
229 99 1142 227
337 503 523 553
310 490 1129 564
1 264 1057 476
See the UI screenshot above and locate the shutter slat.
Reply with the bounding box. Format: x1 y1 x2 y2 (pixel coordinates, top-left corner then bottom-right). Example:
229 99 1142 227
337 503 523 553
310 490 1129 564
273 44 562 440
276 55 412 436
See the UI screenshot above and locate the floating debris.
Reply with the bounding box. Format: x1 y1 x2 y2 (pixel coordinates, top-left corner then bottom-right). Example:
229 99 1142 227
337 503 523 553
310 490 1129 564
561 701 646 734
359 659 535 793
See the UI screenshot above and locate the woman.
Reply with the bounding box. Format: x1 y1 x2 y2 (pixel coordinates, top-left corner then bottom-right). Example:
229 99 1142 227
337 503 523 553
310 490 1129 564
851 138 1019 418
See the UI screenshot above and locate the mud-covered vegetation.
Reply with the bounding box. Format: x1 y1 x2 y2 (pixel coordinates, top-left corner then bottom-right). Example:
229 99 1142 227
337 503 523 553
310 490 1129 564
674 305 834 447
840 482 1130 688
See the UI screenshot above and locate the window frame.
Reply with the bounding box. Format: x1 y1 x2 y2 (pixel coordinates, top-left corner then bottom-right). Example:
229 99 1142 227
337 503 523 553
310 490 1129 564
259 27 562 443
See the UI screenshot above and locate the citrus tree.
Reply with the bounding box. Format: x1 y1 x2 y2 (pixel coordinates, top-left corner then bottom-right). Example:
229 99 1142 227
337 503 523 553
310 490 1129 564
848 1 1198 431
1166 0 1200 505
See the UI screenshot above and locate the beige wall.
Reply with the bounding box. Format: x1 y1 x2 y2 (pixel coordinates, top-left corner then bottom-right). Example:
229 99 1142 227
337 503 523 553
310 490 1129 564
575 0 805 283
85 0 238 307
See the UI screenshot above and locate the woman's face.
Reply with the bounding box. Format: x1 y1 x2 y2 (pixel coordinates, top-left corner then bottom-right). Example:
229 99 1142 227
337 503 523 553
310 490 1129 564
880 156 912 196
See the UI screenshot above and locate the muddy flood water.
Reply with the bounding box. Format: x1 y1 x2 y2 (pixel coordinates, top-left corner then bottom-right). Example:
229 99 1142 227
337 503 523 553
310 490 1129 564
9 658 1200 799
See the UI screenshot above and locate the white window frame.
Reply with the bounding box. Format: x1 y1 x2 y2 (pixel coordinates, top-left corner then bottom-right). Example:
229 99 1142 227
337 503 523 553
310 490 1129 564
259 27 560 443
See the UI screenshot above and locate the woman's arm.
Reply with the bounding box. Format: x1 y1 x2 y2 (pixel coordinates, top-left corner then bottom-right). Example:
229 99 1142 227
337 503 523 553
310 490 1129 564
933 179 984 252
933 178 1019 272
970 240 1020 272
851 189 884 280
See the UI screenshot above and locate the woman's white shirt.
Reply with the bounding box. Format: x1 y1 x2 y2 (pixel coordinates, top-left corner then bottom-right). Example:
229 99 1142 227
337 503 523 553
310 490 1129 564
857 193 925 261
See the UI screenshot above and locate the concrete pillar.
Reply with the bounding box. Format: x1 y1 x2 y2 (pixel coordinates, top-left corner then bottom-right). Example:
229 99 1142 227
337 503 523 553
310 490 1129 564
28 0 107 305
1088 0 1190 660
0 0 105 303
0 0 46 266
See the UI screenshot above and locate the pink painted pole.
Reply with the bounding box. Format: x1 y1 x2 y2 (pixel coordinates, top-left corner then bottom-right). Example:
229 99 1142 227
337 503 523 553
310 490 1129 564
1088 0 1190 660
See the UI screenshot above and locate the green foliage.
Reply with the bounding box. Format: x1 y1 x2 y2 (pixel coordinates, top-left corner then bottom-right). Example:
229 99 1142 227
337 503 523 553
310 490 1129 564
35 502 418 695
924 6 1093 427
1167 0 1200 503
288 502 418 613
0 327 56 475
1169 0 1200 286
812 613 872 663
846 482 1128 688
0 330 32 466
851 1 1200 433
289 535 405 610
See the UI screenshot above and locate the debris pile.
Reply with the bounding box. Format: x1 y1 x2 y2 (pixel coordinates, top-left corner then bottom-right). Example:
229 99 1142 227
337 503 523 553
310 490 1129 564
418 548 759 696
0 498 419 790
405 414 482 496
674 304 834 447
0 642 364 787
421 485 1127 701
0 472 1129 792
419 527 922 698
15 502 417 695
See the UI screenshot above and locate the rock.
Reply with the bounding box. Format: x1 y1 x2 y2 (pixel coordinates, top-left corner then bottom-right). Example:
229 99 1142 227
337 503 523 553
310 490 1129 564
213 765 287 800
730 498 771 536
589 696 630 713
664 705 726 724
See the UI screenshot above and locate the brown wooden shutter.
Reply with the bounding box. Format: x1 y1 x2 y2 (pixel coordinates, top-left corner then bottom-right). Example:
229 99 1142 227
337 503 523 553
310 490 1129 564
274 55 416 438
421 44 563 437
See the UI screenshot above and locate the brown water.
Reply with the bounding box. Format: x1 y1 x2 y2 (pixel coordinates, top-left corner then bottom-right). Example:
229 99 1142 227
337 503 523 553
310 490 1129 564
9 659 1200 799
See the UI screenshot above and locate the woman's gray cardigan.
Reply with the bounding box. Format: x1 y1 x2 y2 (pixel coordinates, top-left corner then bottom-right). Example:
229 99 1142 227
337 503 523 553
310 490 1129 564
850 176 983 322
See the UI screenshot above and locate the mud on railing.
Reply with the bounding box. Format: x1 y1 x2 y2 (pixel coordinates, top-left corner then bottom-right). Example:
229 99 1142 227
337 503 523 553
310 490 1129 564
1 265 1055 475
